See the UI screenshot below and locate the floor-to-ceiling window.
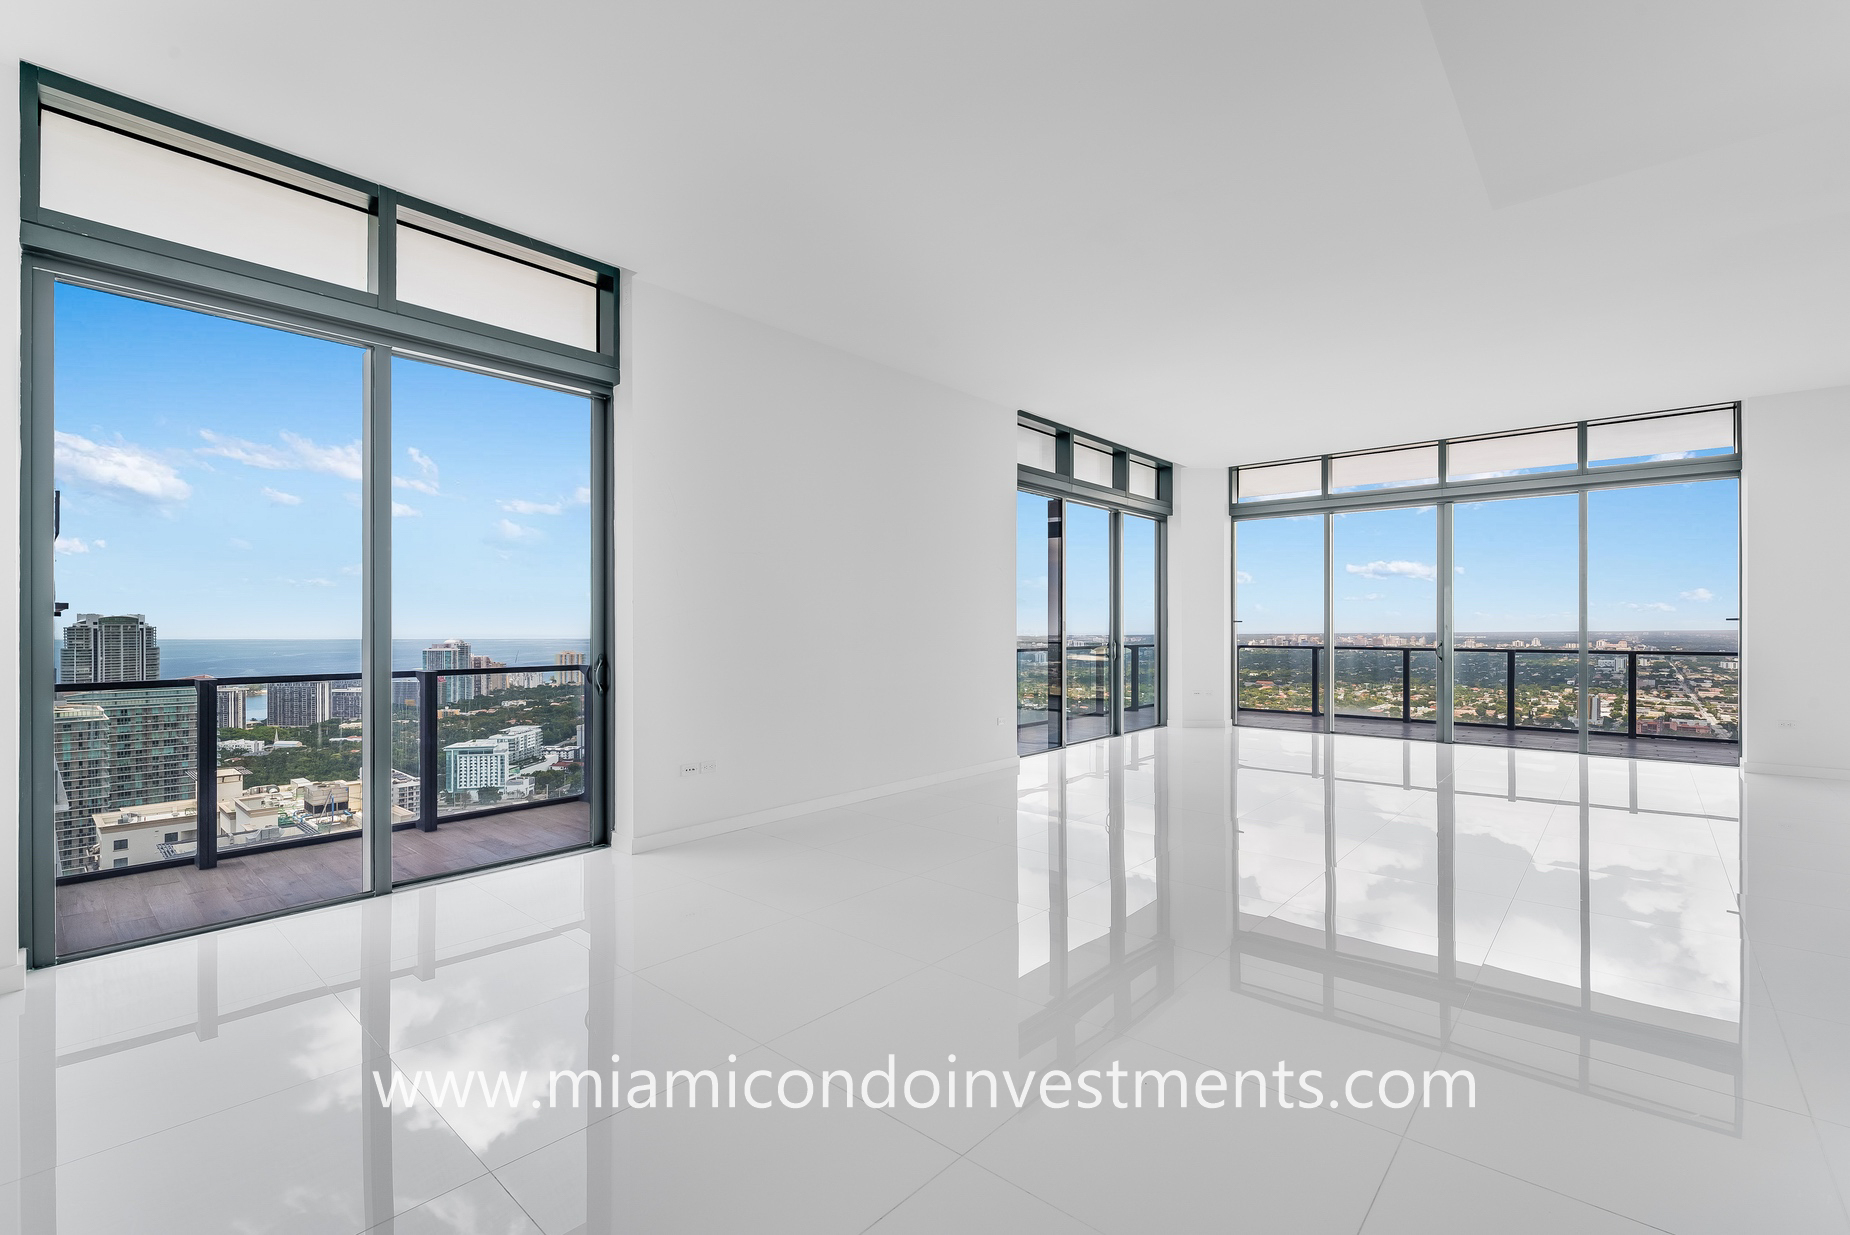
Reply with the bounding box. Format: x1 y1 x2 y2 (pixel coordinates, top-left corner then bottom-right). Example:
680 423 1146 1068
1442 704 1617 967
1332 504 1438 737
1588 480 1740 744
23 68 616 962
1452 493 1580 738
1230 406 1740 764
1015 417 1168 754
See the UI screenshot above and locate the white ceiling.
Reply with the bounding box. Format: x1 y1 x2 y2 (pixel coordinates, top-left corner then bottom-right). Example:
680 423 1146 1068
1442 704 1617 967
16 1 1850 465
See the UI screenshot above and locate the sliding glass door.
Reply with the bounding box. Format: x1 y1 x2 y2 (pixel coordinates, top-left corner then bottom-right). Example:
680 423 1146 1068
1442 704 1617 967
388 358 596 881
23 68 620 965
39 281 610 959
1016 490 1163 754
49 283 367 957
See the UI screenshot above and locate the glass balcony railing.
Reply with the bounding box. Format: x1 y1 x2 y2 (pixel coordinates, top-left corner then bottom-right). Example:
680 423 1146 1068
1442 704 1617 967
52 663 592 881
1237 644 1740 743
1015 640 1161 737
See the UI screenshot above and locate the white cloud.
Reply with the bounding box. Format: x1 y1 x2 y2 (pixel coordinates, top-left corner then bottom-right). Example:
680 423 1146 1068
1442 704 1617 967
197 429 361 480
229 537 252 550
572 486 591 505
1234 570 1253 584
392 502 421 518
1342 592 1386 601
499 498 563 515
394 446 441 495
261 487 303 506
1344 560 1436 583
1679 587 1714 603
1624 601 1676 612
93 539 106 549
56 431 191 503
284 577 336 588
340 564 362 576
53 536 88 554
496 518 542 542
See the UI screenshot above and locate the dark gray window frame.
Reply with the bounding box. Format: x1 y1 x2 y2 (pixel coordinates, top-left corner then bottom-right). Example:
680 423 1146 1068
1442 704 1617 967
1228 403 1741 518
1018 411 1173 519
1017 413 1171 748
18 65 620 966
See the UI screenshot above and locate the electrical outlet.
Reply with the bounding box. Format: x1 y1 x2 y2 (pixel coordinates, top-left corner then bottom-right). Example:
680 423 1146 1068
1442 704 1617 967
1778 721 1796 729
679 761 699 777
698 760 716 775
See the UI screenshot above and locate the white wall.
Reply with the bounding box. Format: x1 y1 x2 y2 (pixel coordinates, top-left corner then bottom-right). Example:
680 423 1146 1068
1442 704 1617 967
1165 466 1232 728
1740 385 1850 779
617 282 1016 850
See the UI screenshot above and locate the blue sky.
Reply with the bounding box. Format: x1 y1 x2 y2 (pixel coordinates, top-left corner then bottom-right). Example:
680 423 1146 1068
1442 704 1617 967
1016 495 1159 640
1233 480 1739 636
52 284 590 641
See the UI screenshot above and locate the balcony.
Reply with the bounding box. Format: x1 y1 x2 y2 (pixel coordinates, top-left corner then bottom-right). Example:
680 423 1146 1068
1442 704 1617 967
1235 644 1739 764
52 663 593 957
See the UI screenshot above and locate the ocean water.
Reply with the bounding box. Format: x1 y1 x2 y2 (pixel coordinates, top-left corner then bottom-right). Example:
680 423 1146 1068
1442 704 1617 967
57 638 592 681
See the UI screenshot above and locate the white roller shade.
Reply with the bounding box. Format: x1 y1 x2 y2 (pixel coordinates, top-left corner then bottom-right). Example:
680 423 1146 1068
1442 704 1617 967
396 224 599 351
39 110 370 289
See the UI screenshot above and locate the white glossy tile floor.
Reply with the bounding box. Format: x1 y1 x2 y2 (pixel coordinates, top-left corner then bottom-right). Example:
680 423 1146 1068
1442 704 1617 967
2 727 1847 1233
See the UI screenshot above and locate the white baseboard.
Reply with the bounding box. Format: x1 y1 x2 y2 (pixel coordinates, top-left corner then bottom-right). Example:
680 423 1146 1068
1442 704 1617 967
628 756 1021 853
1178 718 1232 729
1740 760 1850 781
0 949 26 995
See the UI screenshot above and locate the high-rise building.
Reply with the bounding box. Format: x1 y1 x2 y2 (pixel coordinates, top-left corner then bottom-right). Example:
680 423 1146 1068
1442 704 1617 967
267 680 332 727
471 655 508 692
100 687 198 811
392 678 420 710
329 685 364 720
556 650 587 666
51 685 199 876
216 685 247 729
52 701 109 875
423 639 476 705
59 613 161 683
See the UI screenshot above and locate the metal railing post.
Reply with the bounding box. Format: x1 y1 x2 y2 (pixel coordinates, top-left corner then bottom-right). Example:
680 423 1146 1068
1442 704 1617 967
194 678 219 870
418 670 439 831
1310 647 1321 717
1627 653 1638 738
1505 651 1516 729
1401 648 1411 721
